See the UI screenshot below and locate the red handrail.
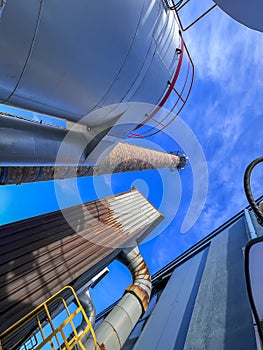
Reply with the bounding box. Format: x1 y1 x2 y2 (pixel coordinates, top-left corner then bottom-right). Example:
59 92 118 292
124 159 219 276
132 37 184 132
129 32 194 139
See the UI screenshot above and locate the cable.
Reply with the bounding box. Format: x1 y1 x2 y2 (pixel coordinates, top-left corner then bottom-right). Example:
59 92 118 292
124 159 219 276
244 157 263 226
245 237 263 345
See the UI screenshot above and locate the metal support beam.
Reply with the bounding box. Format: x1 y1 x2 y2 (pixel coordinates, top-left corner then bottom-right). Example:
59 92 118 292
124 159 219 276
244 209 257 240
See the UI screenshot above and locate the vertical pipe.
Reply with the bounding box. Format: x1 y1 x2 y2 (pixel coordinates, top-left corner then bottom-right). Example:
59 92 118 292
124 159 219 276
78 288 96 329
244 209 257 240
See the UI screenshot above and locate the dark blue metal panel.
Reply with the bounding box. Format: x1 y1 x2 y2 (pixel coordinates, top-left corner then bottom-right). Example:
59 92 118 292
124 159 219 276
184 218 257 350
173 248 208 349
133 248 208 350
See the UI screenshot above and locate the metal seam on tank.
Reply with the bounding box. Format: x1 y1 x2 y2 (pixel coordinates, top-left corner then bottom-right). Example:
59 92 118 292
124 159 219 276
106 3 165 106
3 0 44 103
83 0 149 116
153 5 170 43
121 42 168 107
112 40 156 105
155 12 175 64
122 44 164 105
127 9 179 106
161 16 177 64
112 2 175 106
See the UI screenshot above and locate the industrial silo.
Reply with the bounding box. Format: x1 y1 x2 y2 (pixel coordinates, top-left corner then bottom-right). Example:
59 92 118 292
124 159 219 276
0 1 193 165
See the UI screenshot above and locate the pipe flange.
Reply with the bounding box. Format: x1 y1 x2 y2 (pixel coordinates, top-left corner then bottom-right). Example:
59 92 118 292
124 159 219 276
125 284 150 313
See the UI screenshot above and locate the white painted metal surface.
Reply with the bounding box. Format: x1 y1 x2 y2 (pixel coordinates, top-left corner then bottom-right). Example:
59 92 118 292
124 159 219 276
0 1 181 125
0 1 184 165
244 209 258 240
214 0 263 32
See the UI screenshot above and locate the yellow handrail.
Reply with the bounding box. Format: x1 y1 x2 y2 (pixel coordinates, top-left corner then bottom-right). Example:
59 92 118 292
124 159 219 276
0 286 97 350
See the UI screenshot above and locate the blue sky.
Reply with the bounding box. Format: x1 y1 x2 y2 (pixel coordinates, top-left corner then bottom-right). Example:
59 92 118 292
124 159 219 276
1 2 263 313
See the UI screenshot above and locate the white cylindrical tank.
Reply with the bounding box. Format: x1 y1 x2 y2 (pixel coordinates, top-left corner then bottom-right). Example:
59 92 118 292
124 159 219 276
0 0 182 126
214 0 263 32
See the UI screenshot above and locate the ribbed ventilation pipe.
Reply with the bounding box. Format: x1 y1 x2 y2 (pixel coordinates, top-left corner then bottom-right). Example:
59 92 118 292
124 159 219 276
85 246 151 350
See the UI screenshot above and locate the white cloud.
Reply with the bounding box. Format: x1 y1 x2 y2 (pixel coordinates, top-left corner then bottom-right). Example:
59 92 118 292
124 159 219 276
151 246 170 270
182 6 263 94
170 5 263 241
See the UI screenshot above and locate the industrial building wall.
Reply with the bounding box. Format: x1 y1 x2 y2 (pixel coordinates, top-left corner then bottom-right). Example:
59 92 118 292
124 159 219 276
184 217 256 349
0 188 162 334
131 212 257 349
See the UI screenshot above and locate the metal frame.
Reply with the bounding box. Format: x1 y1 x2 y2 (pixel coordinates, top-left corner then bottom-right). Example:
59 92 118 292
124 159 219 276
169 0 217 32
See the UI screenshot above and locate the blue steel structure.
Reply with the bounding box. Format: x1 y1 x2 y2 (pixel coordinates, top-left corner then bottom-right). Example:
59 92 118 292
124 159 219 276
96 197 263 349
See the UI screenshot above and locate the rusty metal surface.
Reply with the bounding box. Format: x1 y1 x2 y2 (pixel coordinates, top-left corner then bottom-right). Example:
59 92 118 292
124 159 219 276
123 247 152 313
94 142 180 175
0 142 181 185
0 188 162 333
125 284 150 313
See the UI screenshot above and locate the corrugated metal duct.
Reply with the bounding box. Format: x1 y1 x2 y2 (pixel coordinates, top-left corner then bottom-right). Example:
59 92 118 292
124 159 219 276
0 188 163 334
84 246 152 350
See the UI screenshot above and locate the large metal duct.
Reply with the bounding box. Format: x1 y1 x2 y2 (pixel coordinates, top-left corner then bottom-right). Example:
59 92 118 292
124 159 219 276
0 112 118 165
0 1 192 164
0 1 181 124
85 246 151 350
0 142 187 185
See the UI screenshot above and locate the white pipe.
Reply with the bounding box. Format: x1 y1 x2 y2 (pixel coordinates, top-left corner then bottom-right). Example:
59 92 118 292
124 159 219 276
78 288 96 329
85 246 151 350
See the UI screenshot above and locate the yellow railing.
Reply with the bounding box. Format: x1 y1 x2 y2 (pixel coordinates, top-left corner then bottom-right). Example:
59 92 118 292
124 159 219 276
0 286 97 350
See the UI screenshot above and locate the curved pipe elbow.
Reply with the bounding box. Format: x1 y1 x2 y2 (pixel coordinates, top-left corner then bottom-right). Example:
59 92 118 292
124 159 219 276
118 246 151 313
78 289 96 328
86 246 152 350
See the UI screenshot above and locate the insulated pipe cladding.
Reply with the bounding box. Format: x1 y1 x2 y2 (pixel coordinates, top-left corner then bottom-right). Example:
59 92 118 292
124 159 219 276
0 143 187 186
84 246 151 350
